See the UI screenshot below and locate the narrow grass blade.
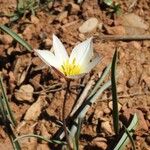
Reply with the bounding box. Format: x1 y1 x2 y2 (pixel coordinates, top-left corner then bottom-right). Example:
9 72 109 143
88 63 111 98
0 95 7 122
17 0 25 11
0 99 21 150
0 77 21 149
8 125 21 150
0 25 32 52
0 77 16 126
75 117 83 150
111 50 119 135
10 15 20 22
11 139 21 150
70 80 111 136
114 113 138 150
104 0 113 6
14 134 66 145
123 125 136 150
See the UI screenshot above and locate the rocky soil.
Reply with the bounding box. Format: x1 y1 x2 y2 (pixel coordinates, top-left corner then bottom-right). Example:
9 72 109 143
0 0 150 149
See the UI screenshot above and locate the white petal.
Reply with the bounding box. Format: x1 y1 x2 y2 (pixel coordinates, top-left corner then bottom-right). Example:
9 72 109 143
53 34 69 64
79 39 93 66
69 37 93 64
34 49 59 69
84 55 100 73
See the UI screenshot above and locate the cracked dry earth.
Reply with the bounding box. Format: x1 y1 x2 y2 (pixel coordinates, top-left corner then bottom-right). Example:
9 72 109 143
0 0 150 149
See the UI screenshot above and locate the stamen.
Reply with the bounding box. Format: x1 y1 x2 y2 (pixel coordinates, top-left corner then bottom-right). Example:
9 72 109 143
60 58 81 76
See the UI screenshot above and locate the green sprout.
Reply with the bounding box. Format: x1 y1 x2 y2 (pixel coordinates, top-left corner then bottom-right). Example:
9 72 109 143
100 0 121 15
10 0 39 21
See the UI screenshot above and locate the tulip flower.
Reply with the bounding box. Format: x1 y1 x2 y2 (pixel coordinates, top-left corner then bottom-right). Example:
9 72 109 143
34 34 100 79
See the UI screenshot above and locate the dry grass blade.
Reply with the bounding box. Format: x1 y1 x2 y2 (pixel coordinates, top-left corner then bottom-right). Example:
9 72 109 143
70 76 95 117
57 64 112 139
96 35 150 41
70 80 111 136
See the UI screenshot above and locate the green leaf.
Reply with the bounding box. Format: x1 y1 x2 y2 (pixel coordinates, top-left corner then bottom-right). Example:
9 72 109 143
70 79 111 136
14 134 66 145
10 14 20 22
17 0 25 11
103 0 113 6
0 95 7 122
9 125 21 150
123 125 136 150
114 113 138 150
0 76 21 149
0 25 32 52
111 49 119 135
113 3 121 15
88 63 111 98
56 62 112 140
75 118 83 150
0 77 16 126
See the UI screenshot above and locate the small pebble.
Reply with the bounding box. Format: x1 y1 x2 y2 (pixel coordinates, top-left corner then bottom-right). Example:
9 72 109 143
105 25 126 35
79 33 85 40
128 86 141 95
31 15 39 24
15 84 34 102
69 2 80 15
92 137 107 150
103 107 111 114
79 18 98 33
37 144 50 150
127 76 137 87
1 34 13 44
108 101 122 112
98 22 103 31
44 38 52 47
57 11 68 22
146 112 150 121
24 95 47 121
101 121 113 135
94 108 104 119
121 13 149 30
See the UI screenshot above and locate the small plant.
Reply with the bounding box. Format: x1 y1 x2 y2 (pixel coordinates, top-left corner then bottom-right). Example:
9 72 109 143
0 25 138 150
99 0 121 15
35 34 100 149
111 50 138 150
10 0 39 21
0 0 54 21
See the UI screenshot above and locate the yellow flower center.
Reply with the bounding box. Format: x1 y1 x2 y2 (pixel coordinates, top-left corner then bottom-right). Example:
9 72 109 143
60 59 81 76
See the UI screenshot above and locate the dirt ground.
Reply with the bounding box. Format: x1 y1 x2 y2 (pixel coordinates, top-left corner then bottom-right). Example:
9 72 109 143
0 0 150 150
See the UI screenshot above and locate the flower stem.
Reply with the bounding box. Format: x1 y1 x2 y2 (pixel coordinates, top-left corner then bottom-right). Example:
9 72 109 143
62 80 72 150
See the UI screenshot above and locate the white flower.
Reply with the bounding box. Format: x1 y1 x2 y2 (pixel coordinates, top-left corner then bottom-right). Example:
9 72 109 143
34 34 100 79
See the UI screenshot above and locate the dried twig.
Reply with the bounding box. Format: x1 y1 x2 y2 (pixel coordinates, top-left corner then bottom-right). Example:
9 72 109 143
61 20 79 29
70 76 95 117
95 35 150 41
98 92 150 102
128 0 138 10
